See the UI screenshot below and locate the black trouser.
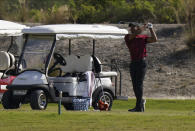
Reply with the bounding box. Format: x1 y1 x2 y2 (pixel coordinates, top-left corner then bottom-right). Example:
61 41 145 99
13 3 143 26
130 59 147 108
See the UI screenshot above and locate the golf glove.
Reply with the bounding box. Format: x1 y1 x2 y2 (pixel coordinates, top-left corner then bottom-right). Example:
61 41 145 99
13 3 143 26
147 23 153 29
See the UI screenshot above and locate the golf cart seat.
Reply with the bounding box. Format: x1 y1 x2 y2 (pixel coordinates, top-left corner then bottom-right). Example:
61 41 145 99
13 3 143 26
0 51 11 71
0 51 15 70
0 51 11 78
51 54 94 97
0 51 16 78
0 72 3 78
92 56 117 77
60 54 93 73
8 52 15 68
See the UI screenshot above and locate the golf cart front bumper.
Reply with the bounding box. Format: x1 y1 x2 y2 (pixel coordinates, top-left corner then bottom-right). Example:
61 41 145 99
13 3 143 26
6 84 83 103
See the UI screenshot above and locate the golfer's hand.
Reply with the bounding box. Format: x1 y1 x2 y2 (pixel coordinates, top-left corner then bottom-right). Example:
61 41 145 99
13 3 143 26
147 23 153 29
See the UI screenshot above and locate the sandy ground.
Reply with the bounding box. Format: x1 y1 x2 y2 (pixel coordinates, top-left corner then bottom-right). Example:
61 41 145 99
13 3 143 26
0 24 194 99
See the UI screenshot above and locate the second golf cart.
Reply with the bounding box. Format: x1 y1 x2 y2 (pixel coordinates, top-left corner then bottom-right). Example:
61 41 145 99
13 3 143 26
0 20 28 101
2 24 128 110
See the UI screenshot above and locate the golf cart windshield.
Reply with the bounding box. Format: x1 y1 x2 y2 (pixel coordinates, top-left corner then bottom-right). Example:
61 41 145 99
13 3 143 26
0 36 23 55
0 20 28 56
20 35 54 72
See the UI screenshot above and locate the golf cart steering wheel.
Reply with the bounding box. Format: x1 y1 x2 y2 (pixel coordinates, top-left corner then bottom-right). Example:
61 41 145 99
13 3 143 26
48 53 66 77
53 53 66 66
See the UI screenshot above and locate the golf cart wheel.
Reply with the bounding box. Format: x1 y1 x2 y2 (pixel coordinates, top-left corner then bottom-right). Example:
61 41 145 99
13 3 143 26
2 90 21 109
92 91 113 111
30 90 48 110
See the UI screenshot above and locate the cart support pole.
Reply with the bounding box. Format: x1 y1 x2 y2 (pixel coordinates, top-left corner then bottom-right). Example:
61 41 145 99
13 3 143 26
58 91 62 115
93 39 95 56
120 72 122 96
115 76 118 97
69 39 71 55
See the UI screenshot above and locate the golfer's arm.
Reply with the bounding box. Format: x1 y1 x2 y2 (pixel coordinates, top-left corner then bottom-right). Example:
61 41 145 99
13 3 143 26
147 28 157 43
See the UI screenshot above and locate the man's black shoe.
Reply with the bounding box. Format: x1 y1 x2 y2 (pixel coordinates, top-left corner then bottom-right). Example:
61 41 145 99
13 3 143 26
128 107 137 112
128 99 146 112
128 107 143 112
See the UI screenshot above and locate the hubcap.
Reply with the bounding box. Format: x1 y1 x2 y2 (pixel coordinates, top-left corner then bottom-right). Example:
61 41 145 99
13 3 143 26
38 93 46 108
100 95 110 106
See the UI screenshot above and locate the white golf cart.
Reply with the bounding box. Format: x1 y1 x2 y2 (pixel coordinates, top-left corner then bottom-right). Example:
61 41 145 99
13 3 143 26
3 24 128 110
0 20 28 102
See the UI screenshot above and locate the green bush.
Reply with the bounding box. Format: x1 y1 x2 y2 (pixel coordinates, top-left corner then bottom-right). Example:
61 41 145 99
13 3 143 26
180 0 195 51
104 0 131 23
78 4 96 23
29 4 70 24
0 0 192 24
46 4 70 24
29 9 47 23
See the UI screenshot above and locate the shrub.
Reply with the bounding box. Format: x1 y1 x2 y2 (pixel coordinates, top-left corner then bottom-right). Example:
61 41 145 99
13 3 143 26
29 5 70 24
29 9 46 23
180 0 195 51
0 0 193 24
46 4 70 24
78 4 96 23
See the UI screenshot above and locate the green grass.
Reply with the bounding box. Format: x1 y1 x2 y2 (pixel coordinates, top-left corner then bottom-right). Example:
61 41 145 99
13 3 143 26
0 99 195 131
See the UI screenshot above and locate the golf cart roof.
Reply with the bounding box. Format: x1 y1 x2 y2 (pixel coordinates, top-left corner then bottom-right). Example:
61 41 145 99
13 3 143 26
22 24 128 39
0 20 28 36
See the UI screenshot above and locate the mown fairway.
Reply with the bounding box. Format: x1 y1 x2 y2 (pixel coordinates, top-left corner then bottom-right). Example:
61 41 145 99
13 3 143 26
0 99 195 131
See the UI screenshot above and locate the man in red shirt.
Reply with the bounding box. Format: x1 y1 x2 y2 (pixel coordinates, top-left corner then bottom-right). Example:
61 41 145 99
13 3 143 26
125 22 157 112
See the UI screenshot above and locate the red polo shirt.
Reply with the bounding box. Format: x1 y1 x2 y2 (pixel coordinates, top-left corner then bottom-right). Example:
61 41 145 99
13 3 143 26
124 34 148 61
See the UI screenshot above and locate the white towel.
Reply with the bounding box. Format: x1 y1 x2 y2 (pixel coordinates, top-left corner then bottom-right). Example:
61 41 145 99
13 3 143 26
84 71 95 106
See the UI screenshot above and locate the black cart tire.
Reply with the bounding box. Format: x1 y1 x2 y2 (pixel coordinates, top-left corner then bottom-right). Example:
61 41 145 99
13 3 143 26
30 90 48 110
2 90 21 109
92 91 113 111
